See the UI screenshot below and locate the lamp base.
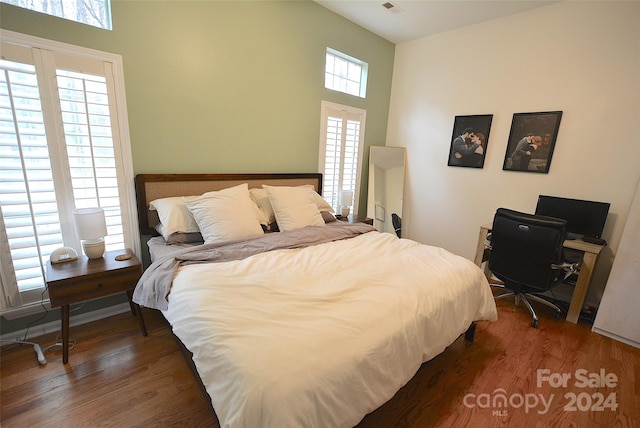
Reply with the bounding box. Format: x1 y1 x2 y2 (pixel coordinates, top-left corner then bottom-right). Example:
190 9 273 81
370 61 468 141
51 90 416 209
341 206 350 218
82 239 105 259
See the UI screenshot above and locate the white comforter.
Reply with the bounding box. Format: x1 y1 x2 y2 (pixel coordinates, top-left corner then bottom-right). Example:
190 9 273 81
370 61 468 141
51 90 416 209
164 230 497 427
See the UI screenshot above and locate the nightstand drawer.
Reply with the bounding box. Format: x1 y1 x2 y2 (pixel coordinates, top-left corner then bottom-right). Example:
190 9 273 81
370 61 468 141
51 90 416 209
48 267 140 307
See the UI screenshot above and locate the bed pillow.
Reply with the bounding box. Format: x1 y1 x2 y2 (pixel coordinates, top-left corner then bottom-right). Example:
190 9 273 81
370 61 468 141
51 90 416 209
166 232 204 244
154 223 204 244
184 183 264 244
262 185 325 232
321 211 337 223
248 188 275 228
250 186 334 227
306 186 335 213
149 196 200 240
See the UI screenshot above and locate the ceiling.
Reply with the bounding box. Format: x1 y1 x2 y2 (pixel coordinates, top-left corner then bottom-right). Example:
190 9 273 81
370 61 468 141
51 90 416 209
315 0 558 44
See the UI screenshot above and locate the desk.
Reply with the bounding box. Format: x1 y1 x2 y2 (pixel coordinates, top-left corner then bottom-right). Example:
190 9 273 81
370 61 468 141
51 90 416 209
474 223 604 324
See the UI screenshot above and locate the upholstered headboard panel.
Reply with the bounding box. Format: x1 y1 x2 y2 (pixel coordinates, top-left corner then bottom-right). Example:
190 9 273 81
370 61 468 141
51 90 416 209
134 173 323 235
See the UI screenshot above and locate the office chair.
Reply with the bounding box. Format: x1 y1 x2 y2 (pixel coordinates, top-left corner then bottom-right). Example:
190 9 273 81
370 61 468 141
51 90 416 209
391 213 402 238
488 208 579 328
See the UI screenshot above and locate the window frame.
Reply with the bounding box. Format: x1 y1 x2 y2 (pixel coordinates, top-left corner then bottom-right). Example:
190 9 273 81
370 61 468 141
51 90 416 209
318 100 366 214
325 48 368 98
0 0 113 30
0 29 138 317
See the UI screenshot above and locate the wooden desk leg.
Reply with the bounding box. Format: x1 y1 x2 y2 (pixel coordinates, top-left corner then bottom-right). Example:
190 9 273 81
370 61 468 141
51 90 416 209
474 227 492 279
61 304 69 364
474 228 489 267
126 290 147 337
566 252 597 324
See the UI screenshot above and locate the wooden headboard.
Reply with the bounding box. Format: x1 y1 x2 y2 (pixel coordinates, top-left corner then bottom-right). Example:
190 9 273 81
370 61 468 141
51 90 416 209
135 173 323 235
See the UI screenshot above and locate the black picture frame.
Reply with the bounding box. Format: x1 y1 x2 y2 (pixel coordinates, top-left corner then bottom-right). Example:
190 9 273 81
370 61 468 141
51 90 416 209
502 111 563 173
447 114 493 168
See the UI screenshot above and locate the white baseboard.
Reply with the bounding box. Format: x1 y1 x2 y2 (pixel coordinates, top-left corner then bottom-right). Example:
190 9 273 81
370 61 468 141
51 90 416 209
1 300 53 320
592 327 640 350
0 303 131 343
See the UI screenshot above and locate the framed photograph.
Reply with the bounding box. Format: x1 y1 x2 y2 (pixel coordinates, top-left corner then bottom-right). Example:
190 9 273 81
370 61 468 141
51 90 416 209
502 111 563 173
447 114 493 168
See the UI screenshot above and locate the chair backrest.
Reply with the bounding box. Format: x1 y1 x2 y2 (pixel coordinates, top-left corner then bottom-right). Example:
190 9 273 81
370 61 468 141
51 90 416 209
391 213 402 238
488 208 567 292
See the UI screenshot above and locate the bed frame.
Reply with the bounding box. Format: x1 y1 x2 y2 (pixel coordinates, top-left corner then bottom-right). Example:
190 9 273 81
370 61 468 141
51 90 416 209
133 172 477 416
134 172 324 411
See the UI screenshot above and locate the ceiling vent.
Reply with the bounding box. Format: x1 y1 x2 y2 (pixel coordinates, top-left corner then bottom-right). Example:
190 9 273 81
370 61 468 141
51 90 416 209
382 2 403 14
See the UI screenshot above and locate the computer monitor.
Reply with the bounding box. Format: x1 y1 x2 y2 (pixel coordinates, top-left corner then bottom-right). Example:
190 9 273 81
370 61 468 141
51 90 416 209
535 195 610 239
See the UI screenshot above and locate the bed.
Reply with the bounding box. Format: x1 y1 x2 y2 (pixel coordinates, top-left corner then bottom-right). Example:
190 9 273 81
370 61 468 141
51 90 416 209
132 173 498 428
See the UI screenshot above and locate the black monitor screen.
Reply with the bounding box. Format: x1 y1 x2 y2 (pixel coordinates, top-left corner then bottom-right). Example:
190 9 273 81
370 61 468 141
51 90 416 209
535 195 610 239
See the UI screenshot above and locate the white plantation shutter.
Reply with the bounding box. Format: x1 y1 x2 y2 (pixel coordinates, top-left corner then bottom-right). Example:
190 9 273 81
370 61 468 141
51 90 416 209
0 48 64 305
56 68 124 249
0 32 137 312
322 115 342 209
318 101 365 212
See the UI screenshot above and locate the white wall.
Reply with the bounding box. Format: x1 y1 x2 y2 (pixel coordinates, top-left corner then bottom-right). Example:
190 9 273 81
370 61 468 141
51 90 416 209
386 1 640 305
593 177 640 348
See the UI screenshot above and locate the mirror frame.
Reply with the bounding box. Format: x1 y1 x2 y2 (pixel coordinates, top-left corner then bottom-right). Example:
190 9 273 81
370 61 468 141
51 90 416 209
366 146 406 236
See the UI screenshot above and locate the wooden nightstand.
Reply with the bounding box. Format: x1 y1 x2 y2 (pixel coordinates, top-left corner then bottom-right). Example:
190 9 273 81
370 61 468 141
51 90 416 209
337 215 374 225
46 248 147 363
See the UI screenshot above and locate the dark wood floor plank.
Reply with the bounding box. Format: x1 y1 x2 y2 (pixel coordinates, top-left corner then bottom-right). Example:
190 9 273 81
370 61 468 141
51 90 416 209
2 300 639 427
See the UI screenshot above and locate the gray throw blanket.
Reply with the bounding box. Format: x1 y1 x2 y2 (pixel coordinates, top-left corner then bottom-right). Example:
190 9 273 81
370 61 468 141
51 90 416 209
133 222 376 311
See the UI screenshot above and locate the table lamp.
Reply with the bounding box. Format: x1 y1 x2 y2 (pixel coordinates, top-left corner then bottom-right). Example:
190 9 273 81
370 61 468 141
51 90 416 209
73 207 108 259
339 190 354 218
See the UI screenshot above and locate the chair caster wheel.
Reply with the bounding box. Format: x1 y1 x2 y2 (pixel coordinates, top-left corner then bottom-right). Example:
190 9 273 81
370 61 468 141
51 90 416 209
531 319 539 328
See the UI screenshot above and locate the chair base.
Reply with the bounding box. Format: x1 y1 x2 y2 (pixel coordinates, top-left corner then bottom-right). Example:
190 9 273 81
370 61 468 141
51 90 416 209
492 284 562 328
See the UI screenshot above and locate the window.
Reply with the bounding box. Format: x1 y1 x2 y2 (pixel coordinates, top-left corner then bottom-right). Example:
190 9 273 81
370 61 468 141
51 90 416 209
1 0 112 30
0 31 137 315
324 48 368 98
318 101 366 213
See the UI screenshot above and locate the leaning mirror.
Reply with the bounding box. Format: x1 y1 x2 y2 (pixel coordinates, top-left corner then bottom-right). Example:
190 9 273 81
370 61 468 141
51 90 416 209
367 146 406 236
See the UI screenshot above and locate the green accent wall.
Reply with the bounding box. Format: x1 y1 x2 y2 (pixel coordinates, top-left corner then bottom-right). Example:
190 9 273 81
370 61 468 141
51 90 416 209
0 0 394 176
0 1 394 332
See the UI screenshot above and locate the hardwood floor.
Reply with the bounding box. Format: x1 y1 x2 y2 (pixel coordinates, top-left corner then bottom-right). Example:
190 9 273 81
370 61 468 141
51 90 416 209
2 300 639 427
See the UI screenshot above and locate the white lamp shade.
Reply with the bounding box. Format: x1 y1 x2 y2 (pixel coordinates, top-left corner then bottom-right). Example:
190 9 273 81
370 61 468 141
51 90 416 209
339 190 354 207
73 208 107 241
